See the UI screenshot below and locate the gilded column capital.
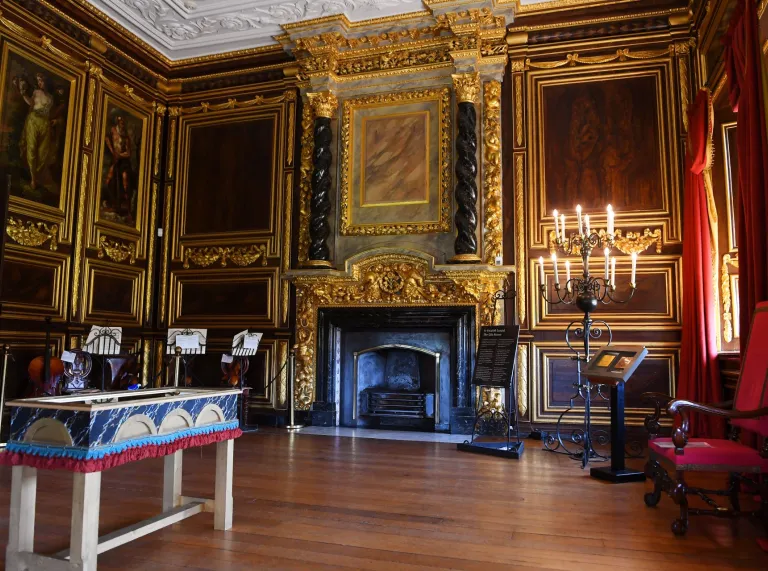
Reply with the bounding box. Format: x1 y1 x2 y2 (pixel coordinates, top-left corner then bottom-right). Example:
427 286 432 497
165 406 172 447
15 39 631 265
452 72 481 104
307 91 339 119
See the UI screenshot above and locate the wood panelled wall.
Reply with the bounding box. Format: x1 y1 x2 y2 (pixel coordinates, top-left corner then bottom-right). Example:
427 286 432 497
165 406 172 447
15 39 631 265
0 2 297 429
505 13 692 429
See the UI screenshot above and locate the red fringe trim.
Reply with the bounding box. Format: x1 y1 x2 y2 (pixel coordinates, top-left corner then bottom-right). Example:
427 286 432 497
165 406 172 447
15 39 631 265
0 428 242 473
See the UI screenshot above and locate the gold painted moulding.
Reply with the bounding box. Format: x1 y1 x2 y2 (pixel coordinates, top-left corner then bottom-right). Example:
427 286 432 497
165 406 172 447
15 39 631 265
290 253 508 410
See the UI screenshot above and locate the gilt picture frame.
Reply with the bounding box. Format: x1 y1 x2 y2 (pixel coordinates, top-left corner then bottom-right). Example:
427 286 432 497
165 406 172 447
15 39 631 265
339 87 452 236
0 41 82 231
93 89 152 238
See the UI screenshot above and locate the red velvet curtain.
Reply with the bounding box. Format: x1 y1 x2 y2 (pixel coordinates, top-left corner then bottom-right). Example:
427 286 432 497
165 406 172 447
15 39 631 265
724 0 768 354
677 90 724 438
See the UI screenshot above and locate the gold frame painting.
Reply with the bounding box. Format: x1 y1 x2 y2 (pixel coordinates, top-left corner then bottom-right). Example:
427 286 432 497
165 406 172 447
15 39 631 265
338 88 452 236
0 40 84 242
91 89 153 243
527 63 682 248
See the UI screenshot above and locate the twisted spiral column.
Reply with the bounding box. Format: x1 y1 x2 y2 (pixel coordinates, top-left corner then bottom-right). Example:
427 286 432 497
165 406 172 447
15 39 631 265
451 73 481 263
306 92 338 268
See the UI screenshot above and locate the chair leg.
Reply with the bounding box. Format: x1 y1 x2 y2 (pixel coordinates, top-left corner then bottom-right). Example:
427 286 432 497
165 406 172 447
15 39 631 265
644 458 663 507
671 471 689 536
728 472 741 512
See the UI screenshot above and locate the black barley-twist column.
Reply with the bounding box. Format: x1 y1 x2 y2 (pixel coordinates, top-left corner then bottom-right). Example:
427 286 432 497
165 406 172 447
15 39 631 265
450 73 482 263
306 91 338 268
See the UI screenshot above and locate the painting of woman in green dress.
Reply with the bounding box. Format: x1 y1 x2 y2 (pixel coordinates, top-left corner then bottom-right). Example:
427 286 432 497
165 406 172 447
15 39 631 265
0 52 71 208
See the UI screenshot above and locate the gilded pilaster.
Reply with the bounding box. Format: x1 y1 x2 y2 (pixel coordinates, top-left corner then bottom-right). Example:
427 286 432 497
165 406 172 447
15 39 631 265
482 80 503 264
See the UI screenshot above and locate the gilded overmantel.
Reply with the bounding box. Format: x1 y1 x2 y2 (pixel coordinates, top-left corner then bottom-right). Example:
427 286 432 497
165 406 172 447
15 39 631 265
288 0 512 269
287 251 510 409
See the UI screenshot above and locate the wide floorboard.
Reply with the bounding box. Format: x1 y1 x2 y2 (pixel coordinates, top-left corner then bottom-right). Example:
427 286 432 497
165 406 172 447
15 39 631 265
1 431 766 570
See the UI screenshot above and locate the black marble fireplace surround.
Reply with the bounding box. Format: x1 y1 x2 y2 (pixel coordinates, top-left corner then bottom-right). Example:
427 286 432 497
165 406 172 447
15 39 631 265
314 307 475 433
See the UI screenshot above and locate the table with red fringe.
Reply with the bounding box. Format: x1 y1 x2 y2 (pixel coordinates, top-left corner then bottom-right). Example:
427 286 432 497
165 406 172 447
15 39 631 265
0 387 242 571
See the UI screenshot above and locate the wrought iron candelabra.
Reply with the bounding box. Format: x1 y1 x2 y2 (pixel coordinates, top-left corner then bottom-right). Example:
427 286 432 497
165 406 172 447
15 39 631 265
538 205 638 469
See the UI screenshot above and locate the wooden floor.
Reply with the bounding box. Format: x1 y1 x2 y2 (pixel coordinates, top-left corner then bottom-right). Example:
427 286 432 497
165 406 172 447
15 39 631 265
1 431 766 570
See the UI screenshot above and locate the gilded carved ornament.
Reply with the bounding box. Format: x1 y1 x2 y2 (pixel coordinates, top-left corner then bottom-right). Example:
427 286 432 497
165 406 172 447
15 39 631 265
452 72 481 103
526 46 675 69
547 228 663 256
722 254 739 344
183 245 268 269
482 80 503 264
180 92 293 115
307 92 339 119
517 344 528 417
97 236 136 264
72 154 90 315
6 218 58 251
291 254 507 409
297 103 315 264
514 154 526 325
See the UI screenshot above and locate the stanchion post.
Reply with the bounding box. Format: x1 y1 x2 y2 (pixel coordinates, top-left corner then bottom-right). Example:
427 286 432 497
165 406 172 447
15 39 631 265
173 346 182 388
284 347 304 430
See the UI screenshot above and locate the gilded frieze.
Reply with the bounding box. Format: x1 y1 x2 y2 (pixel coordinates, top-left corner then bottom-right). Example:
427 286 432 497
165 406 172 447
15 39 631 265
526 46 674 69
291 254 507 409
182 244 268 269
482 81 503 264
5 218 58 251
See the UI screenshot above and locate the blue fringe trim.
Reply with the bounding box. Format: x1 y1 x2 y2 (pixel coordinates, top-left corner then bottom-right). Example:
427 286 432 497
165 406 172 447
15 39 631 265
6 420 240 460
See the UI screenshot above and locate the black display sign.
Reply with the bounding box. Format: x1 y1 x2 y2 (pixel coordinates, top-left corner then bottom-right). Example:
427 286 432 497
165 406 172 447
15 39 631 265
471 326 520 387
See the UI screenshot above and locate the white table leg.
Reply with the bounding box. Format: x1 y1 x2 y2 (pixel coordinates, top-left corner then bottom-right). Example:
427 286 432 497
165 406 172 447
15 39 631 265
214 439 233 531
5 465 37 571
70 471 101 571
163 450 183 511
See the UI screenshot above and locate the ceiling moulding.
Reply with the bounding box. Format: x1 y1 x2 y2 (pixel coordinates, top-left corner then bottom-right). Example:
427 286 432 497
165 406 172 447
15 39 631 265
84 0 428 61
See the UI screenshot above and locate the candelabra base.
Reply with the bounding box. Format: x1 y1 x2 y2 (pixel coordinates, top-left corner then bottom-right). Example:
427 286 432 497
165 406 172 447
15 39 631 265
590 466 646 483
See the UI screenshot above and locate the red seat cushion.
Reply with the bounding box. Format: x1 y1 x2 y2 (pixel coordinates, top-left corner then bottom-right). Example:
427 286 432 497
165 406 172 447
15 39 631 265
649 438 768 472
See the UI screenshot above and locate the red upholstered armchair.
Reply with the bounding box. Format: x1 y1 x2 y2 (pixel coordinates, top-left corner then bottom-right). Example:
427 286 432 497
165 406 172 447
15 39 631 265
643 302 768 537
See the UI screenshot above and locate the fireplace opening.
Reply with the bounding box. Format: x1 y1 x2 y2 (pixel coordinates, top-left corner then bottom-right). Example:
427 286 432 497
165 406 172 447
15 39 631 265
314 307 475 433
355 345 440 431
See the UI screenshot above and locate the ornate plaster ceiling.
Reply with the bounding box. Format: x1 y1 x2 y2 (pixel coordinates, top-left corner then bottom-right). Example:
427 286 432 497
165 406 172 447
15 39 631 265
86 0 429 60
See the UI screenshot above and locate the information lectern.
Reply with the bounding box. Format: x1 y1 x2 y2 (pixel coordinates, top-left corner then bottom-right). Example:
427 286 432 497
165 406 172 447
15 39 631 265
585 344 648 483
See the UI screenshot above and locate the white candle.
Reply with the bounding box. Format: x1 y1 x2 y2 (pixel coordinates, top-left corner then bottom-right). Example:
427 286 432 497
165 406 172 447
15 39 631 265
584 214 590 236
565 260 571 291
607 204 614 237
631 253 638 287
560 214 566 242
603 248 609 281
553 210 559 241
610 257 616 288
576 204 583 235
539 256 545 286
552 253 559 286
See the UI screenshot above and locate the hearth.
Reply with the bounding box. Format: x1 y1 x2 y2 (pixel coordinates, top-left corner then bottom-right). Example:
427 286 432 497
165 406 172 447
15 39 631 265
313 306 475 433
355 345 439 431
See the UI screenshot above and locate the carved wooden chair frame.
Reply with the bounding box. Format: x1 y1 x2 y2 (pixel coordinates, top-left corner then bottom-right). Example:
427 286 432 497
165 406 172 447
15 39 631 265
642 303 768 538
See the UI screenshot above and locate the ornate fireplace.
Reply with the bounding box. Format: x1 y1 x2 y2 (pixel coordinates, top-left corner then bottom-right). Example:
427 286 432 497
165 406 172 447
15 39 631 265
288 251 510 431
